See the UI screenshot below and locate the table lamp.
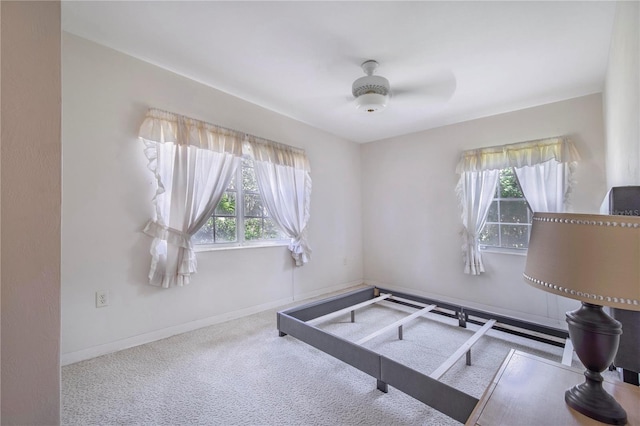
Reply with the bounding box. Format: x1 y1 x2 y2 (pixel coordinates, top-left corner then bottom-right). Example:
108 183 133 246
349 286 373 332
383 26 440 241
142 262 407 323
523 212 640 425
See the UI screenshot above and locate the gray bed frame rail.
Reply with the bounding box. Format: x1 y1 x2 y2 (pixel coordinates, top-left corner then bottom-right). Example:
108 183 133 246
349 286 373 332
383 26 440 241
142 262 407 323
277 286 569 424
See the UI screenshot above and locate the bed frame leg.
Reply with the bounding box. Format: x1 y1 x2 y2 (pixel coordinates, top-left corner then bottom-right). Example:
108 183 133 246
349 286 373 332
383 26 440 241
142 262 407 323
398 325 403 340
278 331 287 337
351 310 355 323
466 350 471 366
377 379 388 393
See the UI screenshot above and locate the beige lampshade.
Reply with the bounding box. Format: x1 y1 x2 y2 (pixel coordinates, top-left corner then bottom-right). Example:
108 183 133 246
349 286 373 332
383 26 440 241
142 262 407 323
524 212 640 311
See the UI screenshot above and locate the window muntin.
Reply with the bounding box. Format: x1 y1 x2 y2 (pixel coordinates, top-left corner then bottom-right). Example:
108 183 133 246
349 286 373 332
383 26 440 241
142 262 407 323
479 168 532 250
193 158 286 246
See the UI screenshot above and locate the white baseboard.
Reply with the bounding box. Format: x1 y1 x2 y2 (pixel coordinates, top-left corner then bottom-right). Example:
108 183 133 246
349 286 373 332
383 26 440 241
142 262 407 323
61 296 294 366
293 280 364 302
61 280 365 366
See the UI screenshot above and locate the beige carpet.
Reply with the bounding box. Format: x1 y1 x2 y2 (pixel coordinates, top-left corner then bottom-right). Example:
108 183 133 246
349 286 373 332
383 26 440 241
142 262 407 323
62 292 609 425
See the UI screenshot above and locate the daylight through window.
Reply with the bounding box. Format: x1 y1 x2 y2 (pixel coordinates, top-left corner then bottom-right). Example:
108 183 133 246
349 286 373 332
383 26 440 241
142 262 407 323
193 158 286 246
479 168 532 250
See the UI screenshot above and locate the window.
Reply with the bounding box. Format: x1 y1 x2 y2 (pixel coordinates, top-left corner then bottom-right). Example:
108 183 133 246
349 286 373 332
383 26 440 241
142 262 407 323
456 136 578 274
193 158 286 246
479 168 532 250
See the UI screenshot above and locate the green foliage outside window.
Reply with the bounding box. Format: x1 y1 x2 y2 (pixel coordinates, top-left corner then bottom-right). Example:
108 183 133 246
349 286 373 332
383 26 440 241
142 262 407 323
193 159 285 245
498 168 524 198
479 168 532 249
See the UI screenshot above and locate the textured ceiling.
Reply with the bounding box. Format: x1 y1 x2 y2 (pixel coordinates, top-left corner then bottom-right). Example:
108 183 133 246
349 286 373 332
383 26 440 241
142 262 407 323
62 1 616 143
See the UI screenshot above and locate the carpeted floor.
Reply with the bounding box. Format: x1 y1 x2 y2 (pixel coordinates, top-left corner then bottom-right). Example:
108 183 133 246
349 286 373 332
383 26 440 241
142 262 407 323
62 291 610 426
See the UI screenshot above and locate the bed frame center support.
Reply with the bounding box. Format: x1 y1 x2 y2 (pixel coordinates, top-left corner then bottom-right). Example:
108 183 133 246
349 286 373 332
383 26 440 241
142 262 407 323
356 304 437 345
430 319 497 380
305 293 391 326
458 310 468 328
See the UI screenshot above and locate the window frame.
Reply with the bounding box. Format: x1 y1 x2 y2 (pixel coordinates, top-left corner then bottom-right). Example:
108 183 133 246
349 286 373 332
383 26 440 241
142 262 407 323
479 167 532 254
193 156 289 250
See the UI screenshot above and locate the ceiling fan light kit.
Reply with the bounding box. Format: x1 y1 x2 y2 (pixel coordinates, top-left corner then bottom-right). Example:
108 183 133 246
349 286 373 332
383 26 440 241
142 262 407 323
352 60 390 113
355 93 389 113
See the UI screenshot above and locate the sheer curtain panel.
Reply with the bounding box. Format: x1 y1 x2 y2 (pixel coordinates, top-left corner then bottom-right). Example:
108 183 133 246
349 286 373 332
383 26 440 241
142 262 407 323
247 137 312 266
139 109 243 287
514 160 572 213
457 170 499 275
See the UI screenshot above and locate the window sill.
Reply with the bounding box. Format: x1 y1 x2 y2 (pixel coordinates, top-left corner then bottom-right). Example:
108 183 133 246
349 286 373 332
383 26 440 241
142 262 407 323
194 241 289 253
480 247 528 257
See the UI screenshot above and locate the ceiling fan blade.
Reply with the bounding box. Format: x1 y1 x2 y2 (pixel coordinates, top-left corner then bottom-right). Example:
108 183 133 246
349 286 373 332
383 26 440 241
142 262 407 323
303 93 361 116
392 69 457 104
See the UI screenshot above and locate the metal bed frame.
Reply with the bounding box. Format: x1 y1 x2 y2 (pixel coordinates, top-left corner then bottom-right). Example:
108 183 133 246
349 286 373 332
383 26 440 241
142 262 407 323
277 286 571 423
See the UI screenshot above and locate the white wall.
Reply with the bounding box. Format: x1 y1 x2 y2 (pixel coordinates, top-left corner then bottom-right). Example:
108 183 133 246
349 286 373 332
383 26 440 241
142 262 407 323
604 1 640 187
61 33 363 363
1 2 61 424
361 94 607 326
62 8 632 363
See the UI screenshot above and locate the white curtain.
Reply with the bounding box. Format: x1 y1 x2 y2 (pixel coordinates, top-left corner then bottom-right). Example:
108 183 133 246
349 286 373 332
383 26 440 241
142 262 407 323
456 136 579 275
457 170 500 275
514 159 571 213
139 109 243 287
247 137 312 266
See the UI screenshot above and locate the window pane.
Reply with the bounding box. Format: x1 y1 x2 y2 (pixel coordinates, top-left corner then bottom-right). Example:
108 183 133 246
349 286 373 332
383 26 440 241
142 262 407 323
500 224 530 249
499 168 524 198
263 218 284 240
480 167 532 250
499 200 529 223
193 217 215 244
241 157 253 168
242 163 259 192
486 201 499 223
214 217 237 242
244 218 262 240
215 192 236 216
479 224 499 246
193 156 294 245
244 194 264 217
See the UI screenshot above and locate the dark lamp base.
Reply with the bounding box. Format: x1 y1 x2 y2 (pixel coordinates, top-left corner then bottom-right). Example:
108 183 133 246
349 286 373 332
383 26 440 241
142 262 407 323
565 378 627 425
566 302 626 425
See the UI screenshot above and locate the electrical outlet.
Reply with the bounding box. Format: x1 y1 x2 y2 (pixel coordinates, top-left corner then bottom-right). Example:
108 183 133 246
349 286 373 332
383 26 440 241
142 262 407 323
96 291 109 308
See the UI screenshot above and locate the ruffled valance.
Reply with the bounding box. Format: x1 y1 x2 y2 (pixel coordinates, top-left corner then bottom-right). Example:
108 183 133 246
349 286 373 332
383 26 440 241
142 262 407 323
456 136 580 173
246 135 310 172
139 108 244 155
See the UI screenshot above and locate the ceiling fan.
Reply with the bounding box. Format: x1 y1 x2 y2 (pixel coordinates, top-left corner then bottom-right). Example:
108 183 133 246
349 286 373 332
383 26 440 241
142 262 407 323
351 59 456 113
352 60 390 113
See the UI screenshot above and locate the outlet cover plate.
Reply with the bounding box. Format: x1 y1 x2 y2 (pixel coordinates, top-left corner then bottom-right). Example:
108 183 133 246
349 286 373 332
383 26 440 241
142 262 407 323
96 291 109 308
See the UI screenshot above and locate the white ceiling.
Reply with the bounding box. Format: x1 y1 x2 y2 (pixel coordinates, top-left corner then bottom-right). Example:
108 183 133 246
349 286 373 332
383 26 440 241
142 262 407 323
61 1 617 143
